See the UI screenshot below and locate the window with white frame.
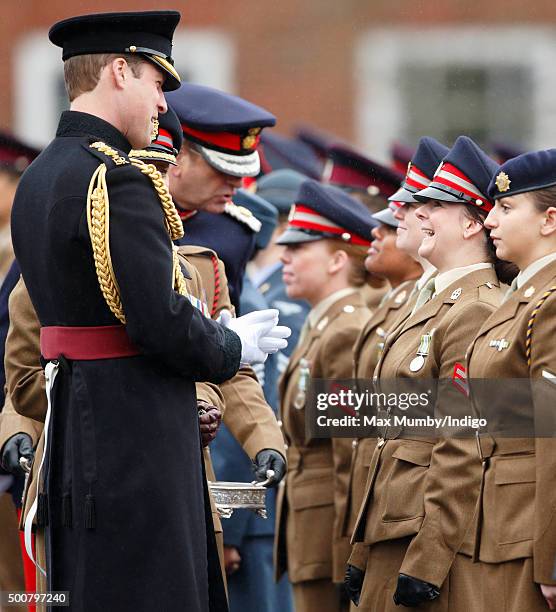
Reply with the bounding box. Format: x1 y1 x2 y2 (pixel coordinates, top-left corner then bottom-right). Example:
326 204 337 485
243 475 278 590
13 29 237 148
355 27 556 162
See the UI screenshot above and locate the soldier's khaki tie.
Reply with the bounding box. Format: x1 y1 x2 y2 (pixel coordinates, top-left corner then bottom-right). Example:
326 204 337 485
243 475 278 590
502 277 519 304
411 277 436 315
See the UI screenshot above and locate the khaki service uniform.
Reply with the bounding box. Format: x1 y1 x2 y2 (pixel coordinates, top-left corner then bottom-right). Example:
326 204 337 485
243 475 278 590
339 280 418 576
466 256 556 611
351 265 502 611
275 289 370 612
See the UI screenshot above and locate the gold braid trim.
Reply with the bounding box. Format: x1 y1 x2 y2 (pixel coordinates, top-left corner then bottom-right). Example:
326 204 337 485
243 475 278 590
129 158 184 241
173 246 188 296
129 149 177 164
86 164 126 323
86 143 188 323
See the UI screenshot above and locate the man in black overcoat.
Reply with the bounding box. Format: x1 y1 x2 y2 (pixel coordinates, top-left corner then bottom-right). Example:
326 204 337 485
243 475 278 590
10 11 287 611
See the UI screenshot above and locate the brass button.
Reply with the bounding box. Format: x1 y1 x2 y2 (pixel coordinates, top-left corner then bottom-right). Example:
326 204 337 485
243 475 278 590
277 419 283 428
352 439 358 449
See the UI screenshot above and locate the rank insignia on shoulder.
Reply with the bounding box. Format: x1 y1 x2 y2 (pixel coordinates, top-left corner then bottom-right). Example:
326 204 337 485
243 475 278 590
450 287 462 300
524 286 535 298
259 282 271 294
489 338 510 351
343 305 355 313
224 202 262 232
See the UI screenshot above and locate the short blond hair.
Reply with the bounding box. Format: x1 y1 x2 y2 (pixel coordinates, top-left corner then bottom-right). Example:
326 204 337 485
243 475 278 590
325 239 371 287
63 53 145 101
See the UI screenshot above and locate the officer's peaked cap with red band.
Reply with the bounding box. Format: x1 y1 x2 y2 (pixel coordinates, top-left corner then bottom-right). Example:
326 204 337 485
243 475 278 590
389 137 450 205
166 83 276 178
325 144 403 198
414 136 500 212
276 179 377 246
390 141 415 175
0 132 41 175
49 11 181 91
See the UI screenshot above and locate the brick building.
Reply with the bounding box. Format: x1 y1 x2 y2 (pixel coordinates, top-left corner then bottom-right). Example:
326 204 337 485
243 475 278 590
2 1 556 160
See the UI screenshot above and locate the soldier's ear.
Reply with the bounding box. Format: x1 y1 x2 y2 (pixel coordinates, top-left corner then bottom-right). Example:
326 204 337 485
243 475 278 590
109 58 128 90
462 216 483 240
328 248 349 275
540 206 556 237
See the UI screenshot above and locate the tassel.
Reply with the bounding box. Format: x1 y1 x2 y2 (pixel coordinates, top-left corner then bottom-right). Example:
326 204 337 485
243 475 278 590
62 494 73 528
37 492 49 527
84 494 96 530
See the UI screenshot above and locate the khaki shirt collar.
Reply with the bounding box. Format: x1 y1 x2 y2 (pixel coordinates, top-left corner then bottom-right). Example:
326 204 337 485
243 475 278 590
434 262 493 296
308 287 358 329
516 252 556 289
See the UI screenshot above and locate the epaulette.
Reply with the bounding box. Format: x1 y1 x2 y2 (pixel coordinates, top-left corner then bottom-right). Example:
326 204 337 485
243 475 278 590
129 148 177 165
83 141 130 169
176 244 218 259
224 202 262 233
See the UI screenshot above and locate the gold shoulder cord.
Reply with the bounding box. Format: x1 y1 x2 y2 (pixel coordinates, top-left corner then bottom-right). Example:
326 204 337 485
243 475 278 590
87 142 188 324
525 284 556 367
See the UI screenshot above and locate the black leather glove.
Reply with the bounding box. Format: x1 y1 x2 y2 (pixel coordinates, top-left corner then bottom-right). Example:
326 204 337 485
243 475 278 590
198 402 222 447
344 563 365 606
393 573 440 607
1 433 34 474
253 449 286 487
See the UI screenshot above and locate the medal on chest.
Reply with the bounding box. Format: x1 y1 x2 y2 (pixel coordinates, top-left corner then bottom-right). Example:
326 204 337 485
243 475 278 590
409 329 434 373
375 327 387 359
294 358 311 409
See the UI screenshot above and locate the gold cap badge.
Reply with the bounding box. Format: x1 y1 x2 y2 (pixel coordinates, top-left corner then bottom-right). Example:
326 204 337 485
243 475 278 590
242 127 261 150
495 171 511 193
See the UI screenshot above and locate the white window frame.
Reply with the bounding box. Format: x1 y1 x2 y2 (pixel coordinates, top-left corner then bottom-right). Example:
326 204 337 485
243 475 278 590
354 27 556 162
13 29 236 148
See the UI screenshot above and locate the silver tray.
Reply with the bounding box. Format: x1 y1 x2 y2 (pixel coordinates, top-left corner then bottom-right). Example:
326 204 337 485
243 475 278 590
208 471 274 519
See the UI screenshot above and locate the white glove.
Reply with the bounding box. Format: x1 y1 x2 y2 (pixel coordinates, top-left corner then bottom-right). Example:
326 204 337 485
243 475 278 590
219 309 291 365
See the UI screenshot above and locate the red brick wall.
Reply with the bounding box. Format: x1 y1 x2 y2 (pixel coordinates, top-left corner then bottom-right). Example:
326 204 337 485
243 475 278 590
2 1 556 142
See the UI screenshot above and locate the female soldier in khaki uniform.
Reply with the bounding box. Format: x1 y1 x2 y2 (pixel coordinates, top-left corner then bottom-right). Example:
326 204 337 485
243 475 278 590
340 205 422 570
350 136 506 610
273 180 375 612
344 138 448 602
467 149 556 611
